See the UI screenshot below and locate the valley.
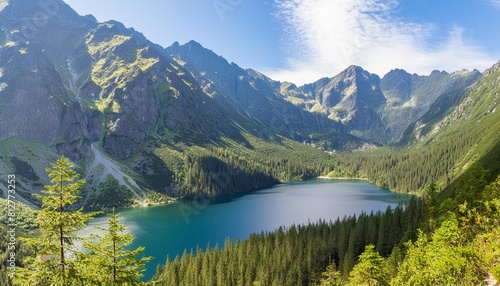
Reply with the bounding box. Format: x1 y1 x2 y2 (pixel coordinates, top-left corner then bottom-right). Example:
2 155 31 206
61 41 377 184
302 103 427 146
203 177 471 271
0 0 499 285
0 0 494 207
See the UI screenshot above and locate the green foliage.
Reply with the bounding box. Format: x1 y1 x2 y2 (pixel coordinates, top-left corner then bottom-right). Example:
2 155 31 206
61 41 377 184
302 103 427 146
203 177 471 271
0 199 38 231
11 156 152 285
153 200 423 286
390 175 500 285
182 149 280 196
163 137 338 197
0 225 33 286
86 175 134 210
392 218 481 286
14 156 93 285
320 262 343 286
347 245 388 286
77 209 152 285
423 181 440 230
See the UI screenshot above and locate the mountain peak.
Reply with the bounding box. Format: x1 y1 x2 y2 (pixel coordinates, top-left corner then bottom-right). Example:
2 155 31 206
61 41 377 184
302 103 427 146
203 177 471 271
166 40 233 73
1 0 79 19
336 65 371 80
430 69 449 76
186 40 203 47
168 40 212 56
345 64 364 73
383 68 409 78
0 0 9 11
171 41 180 48
483 60 500 77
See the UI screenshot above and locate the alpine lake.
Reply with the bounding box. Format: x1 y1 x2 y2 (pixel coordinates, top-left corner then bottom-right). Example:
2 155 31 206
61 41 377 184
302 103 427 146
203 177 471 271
85 179 412 280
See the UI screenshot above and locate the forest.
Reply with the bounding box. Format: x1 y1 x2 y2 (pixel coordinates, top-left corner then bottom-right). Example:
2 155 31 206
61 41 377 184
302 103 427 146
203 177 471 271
2 104 500 285
2 154 499 285
1 67 499 284
153 197 423 285
0 157 151 286
152 172 500 285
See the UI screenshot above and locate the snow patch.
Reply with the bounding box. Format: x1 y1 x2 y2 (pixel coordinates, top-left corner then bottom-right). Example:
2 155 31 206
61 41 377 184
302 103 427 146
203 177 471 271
0 82 7 92
0 0 8 11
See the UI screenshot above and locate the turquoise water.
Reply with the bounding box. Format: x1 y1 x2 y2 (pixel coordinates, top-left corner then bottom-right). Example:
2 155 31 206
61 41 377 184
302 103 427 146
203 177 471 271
116 179 411 280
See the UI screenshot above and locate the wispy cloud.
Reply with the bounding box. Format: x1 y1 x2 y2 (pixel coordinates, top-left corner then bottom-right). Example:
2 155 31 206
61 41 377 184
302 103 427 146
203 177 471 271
268 0 496 85
491 0 500 9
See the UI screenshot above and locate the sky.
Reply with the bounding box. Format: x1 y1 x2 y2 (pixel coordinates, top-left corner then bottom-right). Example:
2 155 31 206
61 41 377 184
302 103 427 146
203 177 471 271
63 0 500 85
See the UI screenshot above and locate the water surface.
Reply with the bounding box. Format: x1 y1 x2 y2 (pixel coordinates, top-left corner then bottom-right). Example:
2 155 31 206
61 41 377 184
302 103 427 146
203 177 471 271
108 179 410 280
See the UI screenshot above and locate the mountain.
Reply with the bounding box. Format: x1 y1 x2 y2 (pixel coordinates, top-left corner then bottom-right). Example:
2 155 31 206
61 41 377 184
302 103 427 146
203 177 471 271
166 41 481 146
381 68 481 142
165 40 362 148
274 66 481 144
419 60 500 180
0 0 493 209
0 0 92 158
0 0 248 207
280 65 388 143
315 59 500 195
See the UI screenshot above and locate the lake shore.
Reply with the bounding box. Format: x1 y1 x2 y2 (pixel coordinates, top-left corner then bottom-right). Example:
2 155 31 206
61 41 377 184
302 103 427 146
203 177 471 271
316 176 368 180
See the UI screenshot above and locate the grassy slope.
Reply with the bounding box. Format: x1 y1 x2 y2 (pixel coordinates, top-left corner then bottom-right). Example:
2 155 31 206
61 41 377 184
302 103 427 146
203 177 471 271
327 66 500 195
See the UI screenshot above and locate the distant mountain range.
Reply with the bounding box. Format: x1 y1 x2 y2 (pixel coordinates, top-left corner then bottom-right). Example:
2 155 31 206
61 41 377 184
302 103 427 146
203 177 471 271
0 0 496 207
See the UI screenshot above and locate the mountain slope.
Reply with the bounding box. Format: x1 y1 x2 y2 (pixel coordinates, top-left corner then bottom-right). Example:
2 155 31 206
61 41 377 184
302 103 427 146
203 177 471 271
398 88 469 145
0 0 92 159
429 61 500 184
0 0 494 209
327 60 500 194
381 68 481 142
166 41 361 148
0 0 251 206
290 65 388 143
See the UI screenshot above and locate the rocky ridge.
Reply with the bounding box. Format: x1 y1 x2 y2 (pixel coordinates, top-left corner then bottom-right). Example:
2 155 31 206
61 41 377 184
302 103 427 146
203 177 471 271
0 0 491 207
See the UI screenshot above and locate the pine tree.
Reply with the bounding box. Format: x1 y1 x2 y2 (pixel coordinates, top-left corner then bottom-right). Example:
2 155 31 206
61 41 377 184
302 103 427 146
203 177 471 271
347 244 388 286
424 181 440 230
320 262 343 286
77 208 152 285
14 156 93 286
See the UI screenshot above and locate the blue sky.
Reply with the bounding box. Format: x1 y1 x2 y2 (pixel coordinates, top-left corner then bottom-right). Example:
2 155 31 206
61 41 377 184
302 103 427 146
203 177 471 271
63 0 500 85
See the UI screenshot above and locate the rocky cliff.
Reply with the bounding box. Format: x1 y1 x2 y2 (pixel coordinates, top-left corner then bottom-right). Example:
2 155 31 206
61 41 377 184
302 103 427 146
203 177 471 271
0 0 488 207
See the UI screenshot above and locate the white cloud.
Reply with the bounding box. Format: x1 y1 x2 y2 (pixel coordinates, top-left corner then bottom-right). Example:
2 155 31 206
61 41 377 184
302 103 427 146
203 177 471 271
268 0 496 85
492 0 500 9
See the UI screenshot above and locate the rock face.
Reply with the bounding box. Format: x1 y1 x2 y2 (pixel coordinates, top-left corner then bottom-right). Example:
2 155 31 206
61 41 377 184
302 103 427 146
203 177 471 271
400 60 500 145
0 0 489 204
298 66 388 143
380 68 481 141
0 0 92 160
166 40 344 144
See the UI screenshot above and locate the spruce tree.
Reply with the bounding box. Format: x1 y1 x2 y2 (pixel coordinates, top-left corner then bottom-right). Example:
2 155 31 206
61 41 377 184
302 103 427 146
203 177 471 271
14 156 93 286
77 208 152 285
346 244 388 286
320 262 343 286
